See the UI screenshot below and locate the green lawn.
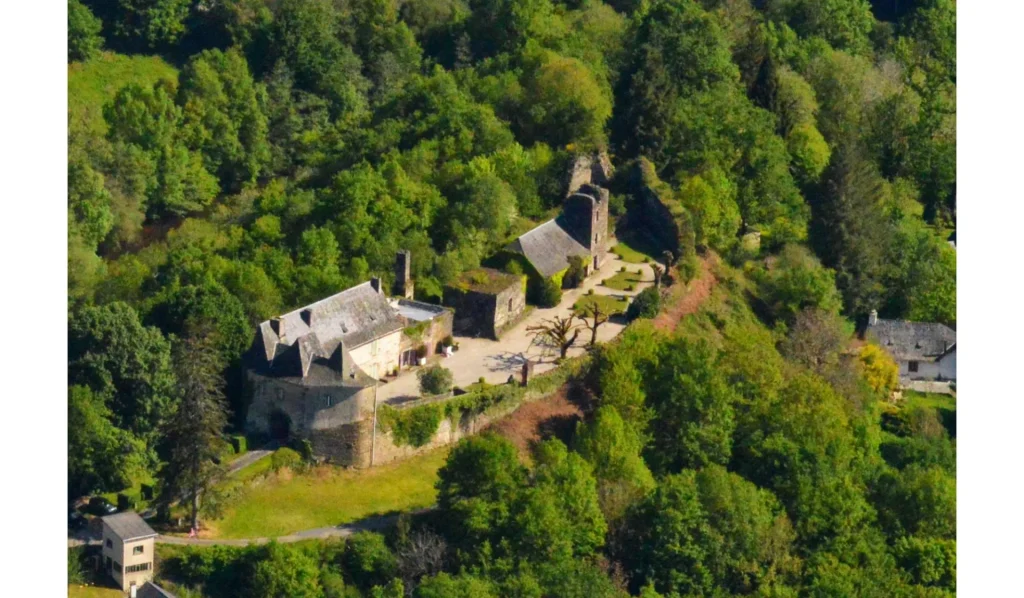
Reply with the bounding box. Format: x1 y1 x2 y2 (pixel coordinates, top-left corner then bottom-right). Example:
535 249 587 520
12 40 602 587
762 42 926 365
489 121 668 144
574 293 629 316
208 448 449 539
601 269 647 291
903 391 956 411
68 584 123 598
69 51 179 136
611 239 657 264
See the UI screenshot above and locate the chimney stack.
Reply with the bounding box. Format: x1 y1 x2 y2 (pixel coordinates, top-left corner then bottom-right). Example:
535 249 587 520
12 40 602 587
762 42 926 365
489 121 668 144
370 277 382 295
393 250 414 299
868 309 878 326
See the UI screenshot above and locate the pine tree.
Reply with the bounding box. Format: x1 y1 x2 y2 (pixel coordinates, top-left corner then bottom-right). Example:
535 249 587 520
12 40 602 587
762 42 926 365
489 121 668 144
158 331 229 531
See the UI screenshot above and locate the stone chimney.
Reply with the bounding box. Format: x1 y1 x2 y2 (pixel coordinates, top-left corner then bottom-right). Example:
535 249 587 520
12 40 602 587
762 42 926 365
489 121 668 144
393 250 414 299
868 309 878 326
370 277 383 294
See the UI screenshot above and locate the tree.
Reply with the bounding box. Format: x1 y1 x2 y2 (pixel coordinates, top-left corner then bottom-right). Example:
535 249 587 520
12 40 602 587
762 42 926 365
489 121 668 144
627 287 661 322
68 385 146 497
780 308 848 373
69 0 103 62
115 0 193 48
178 48 272 189
418 365 454 395
158 333 230 531
810 141 893 316
756 245 843 324
395 529 447 591
858 343 899 397
621 466 797 596
521 51 612 149
528 440 608 558
578 301 610 347
342 532 398 591
575 406 655 521
528 314 580 359
644 338 737 474
69 302 177 439
251 542 323 598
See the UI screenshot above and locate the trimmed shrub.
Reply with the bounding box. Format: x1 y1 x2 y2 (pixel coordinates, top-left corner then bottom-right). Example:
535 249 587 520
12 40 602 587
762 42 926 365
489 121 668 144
620 265 627 272
627 287 661 321
478 376 486 384
535 277 562 308
271 447 301 472
230 435 247 454
418 365 454 396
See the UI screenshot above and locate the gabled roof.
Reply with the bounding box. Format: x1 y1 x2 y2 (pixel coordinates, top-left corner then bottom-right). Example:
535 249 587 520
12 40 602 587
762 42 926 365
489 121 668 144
101 512 156 542
867 318 956 362
505 219 590 278
137 582 177 598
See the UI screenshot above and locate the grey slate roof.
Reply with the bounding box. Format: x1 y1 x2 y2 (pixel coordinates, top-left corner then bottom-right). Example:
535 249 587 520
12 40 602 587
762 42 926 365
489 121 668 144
250 281 405 379
505 219 591 278
867 318 956 362
102 512 156 541
137 582 177 598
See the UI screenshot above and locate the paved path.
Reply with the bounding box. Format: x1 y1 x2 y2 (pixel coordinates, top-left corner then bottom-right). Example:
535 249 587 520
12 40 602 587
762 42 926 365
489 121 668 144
71 510 431 548
377 251 655 402
226 449 273 475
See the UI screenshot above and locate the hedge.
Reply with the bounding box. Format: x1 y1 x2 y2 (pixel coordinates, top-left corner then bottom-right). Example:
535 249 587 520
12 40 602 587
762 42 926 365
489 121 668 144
230 435 247 454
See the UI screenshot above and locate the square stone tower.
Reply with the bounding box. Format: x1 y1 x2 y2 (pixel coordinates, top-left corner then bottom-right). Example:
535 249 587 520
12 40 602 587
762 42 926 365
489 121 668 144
393 250 414 299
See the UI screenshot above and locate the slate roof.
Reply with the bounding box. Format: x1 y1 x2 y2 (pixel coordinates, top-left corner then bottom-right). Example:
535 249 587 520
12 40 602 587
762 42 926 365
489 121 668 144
137 582 177 598
102 512 156 542
250 281 404 377
505 219 591 278
866 318 956 362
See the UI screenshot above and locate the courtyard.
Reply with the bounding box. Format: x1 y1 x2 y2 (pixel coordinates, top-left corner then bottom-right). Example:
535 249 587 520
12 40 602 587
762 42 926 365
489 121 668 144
376 249 657 402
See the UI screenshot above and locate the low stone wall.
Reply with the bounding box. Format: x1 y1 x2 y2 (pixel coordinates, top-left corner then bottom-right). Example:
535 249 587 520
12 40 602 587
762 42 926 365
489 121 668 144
368 382 571 467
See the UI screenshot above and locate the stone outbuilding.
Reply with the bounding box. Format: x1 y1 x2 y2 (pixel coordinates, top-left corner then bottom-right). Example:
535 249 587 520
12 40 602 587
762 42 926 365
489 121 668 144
443 268 527 339
101 512 156 593
865 310 956 382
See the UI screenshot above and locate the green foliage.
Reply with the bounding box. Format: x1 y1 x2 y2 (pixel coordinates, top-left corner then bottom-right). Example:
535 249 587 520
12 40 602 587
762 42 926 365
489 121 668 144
621 465 797 596
754 244 843 323
626 286 661 321
378 403 444 447
68 0 103 62
270 448 302 472
858 344 899 396
343 532 398 591
114 0 193 48
563 255 587 289
418 365 455 396
533 276 563 307
893 535 956 591
251 542 323 598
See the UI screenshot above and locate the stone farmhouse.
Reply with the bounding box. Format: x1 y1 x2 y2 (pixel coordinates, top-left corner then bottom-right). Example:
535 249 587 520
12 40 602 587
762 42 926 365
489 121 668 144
244 258 452 466
443 268 527 339
101 511 156 593
866 310 956 382
502 152 612 286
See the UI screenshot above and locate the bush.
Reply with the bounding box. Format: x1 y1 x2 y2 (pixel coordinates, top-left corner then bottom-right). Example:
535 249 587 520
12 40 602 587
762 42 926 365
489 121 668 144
290 438 314 461
418 365 454 396
620 266 627 272
415 345 428 359
231 435 247 454
587 288 594 295
563 255 587 289
343 532 397 591
478 376 486 384
535 277 562 308
627 287 661 321
442 335 454 347
271 448 302 472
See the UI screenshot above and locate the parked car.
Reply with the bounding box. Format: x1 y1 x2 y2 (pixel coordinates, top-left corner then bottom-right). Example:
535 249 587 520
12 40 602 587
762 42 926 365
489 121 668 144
68 509 86 530
88 496 117 516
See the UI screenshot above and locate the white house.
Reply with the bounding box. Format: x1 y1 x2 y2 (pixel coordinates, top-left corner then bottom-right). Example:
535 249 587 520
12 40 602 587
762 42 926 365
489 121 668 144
865 310 956 382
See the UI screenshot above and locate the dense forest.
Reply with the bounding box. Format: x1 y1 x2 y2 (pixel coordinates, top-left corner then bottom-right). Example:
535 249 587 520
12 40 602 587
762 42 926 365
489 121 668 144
68 0 956 595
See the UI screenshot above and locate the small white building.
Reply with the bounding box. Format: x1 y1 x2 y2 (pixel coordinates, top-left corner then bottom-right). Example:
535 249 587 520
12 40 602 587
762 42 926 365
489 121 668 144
101 511 157 592
865 310 956 382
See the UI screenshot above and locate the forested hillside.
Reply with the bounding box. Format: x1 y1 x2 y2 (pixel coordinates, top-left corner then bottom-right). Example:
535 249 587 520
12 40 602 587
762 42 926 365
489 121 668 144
68 1 956 595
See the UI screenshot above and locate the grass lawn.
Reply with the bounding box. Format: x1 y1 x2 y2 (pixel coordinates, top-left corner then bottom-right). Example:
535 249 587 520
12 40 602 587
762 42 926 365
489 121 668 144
902 391 956 411
68 584 123 598
573 293 629 316
611 239 658 264
601 269 646 291
69 51 179 136
208 448 449 539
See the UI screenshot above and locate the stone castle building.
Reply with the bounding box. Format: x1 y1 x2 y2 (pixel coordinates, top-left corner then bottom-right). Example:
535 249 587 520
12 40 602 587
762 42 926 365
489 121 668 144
443 268 527 339
243 254 452 466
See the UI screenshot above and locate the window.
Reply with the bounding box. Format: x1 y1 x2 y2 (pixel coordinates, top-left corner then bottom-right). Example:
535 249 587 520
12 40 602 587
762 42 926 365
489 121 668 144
125 563 151 574
105 539 113 549
133 545 144 555
908 361 919 373
508 297 513 312
325 395 333 407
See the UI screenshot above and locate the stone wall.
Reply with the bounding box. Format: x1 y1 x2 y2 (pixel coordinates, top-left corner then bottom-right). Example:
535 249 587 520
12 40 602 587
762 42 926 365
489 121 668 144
492 282 527 337
348 329 403 380
445 281 526 339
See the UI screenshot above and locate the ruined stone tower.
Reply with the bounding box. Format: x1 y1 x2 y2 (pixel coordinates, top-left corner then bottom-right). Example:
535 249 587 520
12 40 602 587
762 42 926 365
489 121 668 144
393 250 414 299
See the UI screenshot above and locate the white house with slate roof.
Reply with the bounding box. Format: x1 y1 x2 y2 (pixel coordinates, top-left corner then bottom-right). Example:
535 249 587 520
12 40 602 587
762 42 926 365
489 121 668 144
866 310 956 382
101 511 156 592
